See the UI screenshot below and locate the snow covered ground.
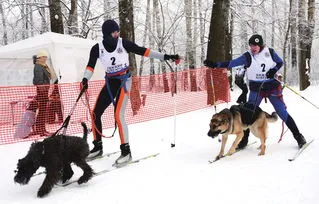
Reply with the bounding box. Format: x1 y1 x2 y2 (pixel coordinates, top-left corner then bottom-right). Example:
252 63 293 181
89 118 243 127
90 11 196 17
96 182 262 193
1 85 319 204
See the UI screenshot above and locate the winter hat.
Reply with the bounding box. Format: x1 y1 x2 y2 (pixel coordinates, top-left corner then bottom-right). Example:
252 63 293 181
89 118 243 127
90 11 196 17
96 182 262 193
248 34 264 47
37 50 49 58
102 20 120 36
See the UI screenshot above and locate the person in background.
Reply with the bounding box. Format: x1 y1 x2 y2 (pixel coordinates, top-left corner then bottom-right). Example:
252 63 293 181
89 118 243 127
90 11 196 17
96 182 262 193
30 50 53 136
81 19 180 166
204 34 307 149
233 66 250 149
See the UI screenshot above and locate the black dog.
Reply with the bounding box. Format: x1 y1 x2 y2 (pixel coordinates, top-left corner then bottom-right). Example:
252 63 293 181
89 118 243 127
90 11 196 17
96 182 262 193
14 122 93 198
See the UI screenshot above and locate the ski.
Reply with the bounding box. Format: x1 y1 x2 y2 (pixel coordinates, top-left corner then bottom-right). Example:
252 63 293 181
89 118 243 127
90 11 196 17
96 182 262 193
32 151 120 177
288 139 314 162
208 141 257 163
58 153 160 187
86 150 120 162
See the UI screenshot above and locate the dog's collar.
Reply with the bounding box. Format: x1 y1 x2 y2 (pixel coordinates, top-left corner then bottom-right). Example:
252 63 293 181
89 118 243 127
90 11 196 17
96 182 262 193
222 110 235 135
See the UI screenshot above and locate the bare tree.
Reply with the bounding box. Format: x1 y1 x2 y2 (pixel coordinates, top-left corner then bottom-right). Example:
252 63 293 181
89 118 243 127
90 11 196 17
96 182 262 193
271 0 276 47
206 0 230 105
184 0 195 68
139 0 151 77
184 0 197 91
305 0 316 84
290 0 298 83
21 0 27 39
118 0 141 114
298 0 310 90
29 3 34 36
0 0 8 45
48 0 64 34
198 0 205 64
66 0 78 35
207 0 230 61
38 0 49 33
148 0 156 91
103 0 112 20
283 0 292 83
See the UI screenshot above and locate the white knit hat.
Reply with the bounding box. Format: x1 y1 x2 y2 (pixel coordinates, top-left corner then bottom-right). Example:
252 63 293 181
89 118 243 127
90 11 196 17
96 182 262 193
37 50 49 58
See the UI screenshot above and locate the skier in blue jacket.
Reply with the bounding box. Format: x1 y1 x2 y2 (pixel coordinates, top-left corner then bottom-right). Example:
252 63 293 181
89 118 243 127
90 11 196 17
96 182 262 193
204 34 307 149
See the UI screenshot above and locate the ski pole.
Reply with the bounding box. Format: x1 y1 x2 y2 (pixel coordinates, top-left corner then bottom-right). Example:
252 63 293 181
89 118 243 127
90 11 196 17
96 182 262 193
276 79 319 110
165 60 177 148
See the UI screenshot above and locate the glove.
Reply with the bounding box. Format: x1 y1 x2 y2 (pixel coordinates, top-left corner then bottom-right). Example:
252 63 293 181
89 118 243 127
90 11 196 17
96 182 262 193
80 78 88 90
164 54 181 65
203 59 217 68
266 68 277 79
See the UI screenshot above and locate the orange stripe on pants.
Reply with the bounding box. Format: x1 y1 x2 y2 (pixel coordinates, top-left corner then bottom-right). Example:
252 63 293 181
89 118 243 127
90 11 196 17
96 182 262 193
115 87 126 144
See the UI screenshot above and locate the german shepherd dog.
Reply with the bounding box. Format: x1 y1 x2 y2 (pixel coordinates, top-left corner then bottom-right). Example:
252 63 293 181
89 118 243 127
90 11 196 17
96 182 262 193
207 103 278 160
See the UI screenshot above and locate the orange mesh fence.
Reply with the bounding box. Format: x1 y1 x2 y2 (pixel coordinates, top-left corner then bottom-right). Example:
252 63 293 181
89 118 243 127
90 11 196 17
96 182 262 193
0 67 230 145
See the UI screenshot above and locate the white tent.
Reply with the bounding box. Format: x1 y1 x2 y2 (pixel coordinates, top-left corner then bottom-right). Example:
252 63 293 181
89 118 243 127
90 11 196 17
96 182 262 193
0 32 104 86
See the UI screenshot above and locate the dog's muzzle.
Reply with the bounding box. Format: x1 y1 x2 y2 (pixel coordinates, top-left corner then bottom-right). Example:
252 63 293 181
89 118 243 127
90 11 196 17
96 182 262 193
14 173 30 185
207 129 221 138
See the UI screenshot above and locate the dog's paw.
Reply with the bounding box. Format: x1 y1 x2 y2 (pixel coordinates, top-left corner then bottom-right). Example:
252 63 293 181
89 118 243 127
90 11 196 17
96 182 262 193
77 176 89 185
37 188 49 198
215 155 223 161
227 149 235 156
258 151 265 156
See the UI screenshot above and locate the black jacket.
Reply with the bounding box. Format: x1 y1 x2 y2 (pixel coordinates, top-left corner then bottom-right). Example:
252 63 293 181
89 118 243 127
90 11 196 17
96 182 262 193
33 64 51 85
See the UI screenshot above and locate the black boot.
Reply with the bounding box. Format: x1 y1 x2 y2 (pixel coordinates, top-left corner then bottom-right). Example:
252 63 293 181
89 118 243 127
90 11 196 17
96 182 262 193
286 115 306 148
115 143 132 166
293 133 307 149
236 129 250 150
88 140 103 159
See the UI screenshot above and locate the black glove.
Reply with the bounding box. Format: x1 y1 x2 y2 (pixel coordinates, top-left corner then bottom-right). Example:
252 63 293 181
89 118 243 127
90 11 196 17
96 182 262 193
203 59 217 68
164 54 180 61
266 68 277 79
81 78 88 90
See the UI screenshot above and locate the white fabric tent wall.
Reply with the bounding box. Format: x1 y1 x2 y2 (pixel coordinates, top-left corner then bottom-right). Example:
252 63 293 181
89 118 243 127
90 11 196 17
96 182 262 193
0 32 104 86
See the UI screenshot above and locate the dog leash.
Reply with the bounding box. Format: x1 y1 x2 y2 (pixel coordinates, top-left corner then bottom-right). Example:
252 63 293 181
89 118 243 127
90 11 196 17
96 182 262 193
51 86 87 137
83 90 115 139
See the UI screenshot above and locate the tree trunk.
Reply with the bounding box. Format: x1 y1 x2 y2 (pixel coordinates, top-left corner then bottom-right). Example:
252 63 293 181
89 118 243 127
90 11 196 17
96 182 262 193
290 0 298 83
29 4 34 37
48 0 64 34
148 0 155 91
67 0 78 35
198 0 205 65
283 1 292 83
118 0 141 115
0 1 8 45
227 4 233 90
139 0 151 77
21 0 26 39
271 0 276 47
153 0 169 92
306 0 315 83
39 0 48 34
206 0 230 105
298 0 310 90
207 0 230 62
104 0 112 20
184 0 197 91
251 0 257 33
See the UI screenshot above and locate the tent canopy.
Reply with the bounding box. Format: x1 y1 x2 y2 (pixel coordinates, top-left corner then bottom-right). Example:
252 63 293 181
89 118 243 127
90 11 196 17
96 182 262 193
0 32 104 86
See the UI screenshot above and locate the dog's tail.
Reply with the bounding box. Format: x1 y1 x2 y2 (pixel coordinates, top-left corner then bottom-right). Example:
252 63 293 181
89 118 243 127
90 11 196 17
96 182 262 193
81 122 88 141
265 112 278 123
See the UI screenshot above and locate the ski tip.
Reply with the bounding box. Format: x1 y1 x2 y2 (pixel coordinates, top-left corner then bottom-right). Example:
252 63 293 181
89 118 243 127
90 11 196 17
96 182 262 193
171 143 175 148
